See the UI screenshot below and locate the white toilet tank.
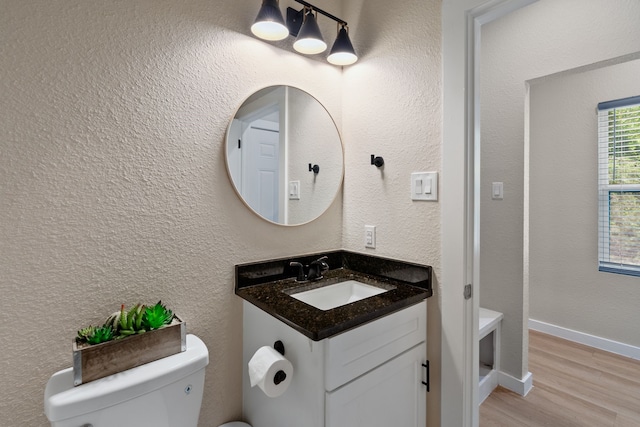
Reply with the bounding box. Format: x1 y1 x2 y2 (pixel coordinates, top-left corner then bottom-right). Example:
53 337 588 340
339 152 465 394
45 334 209 427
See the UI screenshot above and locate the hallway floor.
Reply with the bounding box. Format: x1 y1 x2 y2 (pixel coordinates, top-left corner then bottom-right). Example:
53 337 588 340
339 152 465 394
480 330 640 426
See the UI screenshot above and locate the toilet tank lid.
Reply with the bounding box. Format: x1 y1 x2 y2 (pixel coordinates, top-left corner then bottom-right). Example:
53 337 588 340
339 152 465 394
45 334 209 422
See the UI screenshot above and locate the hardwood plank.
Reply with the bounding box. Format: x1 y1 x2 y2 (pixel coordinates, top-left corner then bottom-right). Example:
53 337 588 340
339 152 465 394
480 331 640 427
593 349 640 381
529 352 639 416
480 389 537 427
616 413 640 427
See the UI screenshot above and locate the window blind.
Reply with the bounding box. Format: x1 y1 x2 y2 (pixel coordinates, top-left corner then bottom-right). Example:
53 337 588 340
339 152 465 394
597 95 640 276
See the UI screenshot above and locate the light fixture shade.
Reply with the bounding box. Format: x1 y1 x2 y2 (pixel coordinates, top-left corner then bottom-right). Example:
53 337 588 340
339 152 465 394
293 10 327 55
251 0 289 41
327 26 358 65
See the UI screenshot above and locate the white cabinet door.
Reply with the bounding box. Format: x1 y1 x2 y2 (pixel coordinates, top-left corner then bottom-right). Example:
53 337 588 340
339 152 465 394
325 343 427 427
325 301 427 391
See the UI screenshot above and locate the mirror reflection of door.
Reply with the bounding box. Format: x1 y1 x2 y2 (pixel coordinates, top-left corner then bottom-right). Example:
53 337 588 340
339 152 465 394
227 86 287 223
243 118 280 222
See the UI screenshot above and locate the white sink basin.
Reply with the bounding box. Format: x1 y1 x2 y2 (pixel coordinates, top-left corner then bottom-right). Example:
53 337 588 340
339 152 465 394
290 280 390 311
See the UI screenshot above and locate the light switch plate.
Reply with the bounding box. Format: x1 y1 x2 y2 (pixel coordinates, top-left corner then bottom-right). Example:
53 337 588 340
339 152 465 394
289 180 300 200
411 172 438 201
492 182 503 200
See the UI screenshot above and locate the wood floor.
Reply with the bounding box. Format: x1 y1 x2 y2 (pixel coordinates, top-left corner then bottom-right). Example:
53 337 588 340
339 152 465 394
480 330 640 427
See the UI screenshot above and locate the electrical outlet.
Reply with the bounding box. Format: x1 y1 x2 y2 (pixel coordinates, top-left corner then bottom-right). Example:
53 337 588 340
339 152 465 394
365 225 376 249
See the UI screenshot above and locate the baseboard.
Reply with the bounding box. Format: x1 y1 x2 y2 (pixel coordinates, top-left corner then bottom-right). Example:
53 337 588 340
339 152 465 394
498 371 533 397
529 319 640 361
479 368 499 404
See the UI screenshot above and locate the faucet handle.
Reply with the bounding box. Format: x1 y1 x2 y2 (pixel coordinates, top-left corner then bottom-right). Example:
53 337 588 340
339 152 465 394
307 256 329 281
313 256 329 271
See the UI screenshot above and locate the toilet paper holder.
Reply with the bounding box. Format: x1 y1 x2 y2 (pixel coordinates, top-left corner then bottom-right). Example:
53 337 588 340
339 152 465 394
273 340 285 356
273 341 286 385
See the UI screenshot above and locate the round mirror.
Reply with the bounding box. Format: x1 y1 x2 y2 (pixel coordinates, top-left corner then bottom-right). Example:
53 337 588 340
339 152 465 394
225 86 344 225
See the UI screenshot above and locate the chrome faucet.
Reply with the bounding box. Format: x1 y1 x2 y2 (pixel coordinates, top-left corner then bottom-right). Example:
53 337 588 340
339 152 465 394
289 256 330 282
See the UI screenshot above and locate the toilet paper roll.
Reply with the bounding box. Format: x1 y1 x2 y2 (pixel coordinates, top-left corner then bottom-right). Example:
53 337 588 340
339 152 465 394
248 346 293 398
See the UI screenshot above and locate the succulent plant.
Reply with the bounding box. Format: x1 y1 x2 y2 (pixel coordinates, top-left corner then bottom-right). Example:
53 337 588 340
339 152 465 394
86 324 114 345
105 310 121 331
116 303 147 337
77 301 175 346
77 326 96 342
143 301 173 331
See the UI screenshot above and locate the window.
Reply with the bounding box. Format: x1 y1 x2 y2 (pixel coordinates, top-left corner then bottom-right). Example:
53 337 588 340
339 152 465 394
598 96 640 276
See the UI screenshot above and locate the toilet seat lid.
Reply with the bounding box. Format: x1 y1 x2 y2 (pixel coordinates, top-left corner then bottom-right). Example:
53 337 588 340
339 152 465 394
219 423 251 427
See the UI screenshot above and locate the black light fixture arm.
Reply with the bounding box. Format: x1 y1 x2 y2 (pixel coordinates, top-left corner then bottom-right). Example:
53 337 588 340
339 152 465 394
292 0 347 26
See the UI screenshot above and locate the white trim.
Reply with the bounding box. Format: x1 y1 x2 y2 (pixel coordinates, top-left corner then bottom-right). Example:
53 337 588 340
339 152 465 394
478 308 503 404
498 371 533 396
529 319 640 361
478 369 498 404
479 308 504 339
443 1 538 426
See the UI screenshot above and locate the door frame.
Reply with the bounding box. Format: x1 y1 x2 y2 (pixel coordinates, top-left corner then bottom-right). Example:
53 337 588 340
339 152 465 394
441 1 537 426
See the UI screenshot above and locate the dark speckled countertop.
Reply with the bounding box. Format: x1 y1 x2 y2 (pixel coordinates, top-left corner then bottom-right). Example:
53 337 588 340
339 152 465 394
235 251 432 341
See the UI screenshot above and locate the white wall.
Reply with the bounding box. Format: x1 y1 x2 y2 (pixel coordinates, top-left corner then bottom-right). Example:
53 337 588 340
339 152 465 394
1 0 443 426
0 1 344 425
480 0 640 380
341 0 442 424
529 58 640 346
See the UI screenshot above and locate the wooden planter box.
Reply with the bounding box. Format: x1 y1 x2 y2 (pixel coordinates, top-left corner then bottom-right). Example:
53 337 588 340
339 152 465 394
72 316 186 386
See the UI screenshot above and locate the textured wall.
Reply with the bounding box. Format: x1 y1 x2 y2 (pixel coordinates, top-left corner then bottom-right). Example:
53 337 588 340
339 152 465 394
0 1 344 425
480 0 640 379
341 0 442 424
529 59 640 346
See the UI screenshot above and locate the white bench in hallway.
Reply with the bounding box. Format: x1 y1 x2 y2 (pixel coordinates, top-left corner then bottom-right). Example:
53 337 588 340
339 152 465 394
479 307 503 404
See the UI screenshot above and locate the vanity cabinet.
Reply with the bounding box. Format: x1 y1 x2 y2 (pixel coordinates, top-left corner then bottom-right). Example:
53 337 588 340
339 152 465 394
242 300 427 427
326 343 426 426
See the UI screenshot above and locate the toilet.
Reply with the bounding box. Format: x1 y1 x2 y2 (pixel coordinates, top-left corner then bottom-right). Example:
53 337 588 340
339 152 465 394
44 334 251 427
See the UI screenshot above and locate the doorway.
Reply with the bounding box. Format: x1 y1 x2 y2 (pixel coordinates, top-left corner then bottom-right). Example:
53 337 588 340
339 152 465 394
441 1 538 426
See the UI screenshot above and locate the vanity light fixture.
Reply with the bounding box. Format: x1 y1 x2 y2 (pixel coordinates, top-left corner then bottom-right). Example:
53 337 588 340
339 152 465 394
251 0 289 41
293 7 326 55
251 0 358 66
327 24 358 66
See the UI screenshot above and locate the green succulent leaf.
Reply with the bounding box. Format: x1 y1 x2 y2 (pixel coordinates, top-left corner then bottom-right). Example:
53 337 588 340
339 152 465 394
105 311 121 331
134 304 145 330
143 301 173 331
126 304 139 330
119 304 127 330
86 324 114 345
77 326 96 342
114 303 148 338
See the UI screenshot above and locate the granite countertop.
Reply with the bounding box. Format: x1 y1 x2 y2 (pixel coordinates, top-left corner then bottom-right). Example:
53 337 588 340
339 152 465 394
236 266 429 341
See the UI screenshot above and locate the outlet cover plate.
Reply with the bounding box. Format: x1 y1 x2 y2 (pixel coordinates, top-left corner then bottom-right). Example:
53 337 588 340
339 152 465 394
365 225 376 249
